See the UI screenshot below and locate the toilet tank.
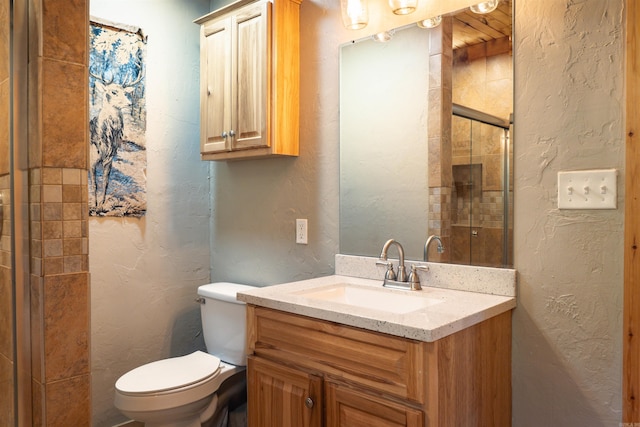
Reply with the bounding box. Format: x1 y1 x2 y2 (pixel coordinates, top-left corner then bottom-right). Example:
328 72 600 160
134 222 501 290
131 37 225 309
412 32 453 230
197 282 256 366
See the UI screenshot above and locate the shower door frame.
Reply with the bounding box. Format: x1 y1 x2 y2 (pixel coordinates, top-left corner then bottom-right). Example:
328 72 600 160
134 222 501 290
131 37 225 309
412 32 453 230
10 0 32 424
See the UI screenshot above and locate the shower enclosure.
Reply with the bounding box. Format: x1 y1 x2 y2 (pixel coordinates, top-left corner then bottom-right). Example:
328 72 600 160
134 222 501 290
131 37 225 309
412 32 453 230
451 103 513 268
2 0 30 424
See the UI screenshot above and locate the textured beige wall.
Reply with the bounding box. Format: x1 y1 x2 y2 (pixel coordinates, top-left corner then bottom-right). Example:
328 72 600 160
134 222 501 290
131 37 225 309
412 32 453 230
513 0 624 424
210 0 625 424
88 1 211 425
207 0 345 286
80 0 623 425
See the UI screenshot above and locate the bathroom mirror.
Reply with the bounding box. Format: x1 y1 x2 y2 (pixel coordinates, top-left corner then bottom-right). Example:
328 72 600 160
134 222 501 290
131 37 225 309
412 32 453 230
339 1 513 266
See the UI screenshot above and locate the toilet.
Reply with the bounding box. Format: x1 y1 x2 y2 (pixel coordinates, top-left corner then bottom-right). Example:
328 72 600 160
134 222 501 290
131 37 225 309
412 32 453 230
114 282 255 427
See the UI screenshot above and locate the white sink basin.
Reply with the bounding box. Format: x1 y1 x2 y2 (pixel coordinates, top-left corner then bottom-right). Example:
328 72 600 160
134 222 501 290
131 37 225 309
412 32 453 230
295 283 443 314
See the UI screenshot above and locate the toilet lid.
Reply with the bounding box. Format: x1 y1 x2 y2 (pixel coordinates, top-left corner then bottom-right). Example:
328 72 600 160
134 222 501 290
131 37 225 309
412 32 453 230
116 351 221 394
197 282 254 304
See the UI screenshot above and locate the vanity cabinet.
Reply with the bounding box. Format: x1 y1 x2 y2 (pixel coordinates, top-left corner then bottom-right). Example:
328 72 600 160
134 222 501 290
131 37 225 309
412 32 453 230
248 357 323 427
246 305 512 427
195 0 301 161
325 381 424 427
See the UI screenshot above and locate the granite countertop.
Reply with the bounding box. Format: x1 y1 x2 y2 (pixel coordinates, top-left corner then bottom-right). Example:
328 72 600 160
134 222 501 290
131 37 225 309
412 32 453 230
238 264 516 342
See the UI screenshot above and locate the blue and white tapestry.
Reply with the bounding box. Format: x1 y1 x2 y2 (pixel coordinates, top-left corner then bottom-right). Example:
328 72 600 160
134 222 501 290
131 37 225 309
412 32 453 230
89 20 147 217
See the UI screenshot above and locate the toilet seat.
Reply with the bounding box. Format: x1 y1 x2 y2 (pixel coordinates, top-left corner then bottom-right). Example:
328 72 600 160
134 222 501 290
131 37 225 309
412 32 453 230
114 352 244 414
116 351 221 396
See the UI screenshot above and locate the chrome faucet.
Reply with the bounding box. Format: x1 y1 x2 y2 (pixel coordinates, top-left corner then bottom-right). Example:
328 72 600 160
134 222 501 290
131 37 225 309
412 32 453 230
424 235 445 262
379 239 407 282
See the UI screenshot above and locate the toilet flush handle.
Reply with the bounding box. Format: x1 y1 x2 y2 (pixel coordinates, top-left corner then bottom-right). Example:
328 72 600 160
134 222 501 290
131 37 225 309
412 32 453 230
195 297 205 305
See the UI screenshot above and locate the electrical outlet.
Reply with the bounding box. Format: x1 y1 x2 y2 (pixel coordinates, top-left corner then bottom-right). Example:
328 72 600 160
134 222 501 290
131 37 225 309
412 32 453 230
296 219 308 244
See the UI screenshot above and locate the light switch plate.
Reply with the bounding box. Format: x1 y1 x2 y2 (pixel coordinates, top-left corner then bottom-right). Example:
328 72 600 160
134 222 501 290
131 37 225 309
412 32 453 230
557 169 617 209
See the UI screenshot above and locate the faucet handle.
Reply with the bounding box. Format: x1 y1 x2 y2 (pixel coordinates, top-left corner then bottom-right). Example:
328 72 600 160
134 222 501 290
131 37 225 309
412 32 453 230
407 265 422 291
385 263 397 281
376 259 397 281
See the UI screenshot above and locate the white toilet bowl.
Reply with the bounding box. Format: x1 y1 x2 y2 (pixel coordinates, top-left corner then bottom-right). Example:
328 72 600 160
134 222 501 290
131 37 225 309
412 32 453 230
114 282 255 427
114 351 244 427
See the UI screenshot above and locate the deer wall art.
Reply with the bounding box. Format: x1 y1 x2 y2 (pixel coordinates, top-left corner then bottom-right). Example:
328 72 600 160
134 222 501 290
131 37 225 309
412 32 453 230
89 21 147 217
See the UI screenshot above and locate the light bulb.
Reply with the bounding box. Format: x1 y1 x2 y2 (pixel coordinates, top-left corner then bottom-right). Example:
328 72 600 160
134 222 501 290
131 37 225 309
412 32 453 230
417 15 442 29
470 0 499 14
388 0 418 15
341 0 369 30
372 30 394 42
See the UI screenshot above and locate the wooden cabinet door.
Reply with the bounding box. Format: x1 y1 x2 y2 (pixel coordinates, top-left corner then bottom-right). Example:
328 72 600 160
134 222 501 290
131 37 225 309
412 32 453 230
201 16 232 154
248 356 323 427
231 1 269 150
325 382 424 427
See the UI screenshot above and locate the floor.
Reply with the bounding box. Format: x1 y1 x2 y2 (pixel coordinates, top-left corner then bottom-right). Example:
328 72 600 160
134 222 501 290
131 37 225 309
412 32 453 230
112 404 247 427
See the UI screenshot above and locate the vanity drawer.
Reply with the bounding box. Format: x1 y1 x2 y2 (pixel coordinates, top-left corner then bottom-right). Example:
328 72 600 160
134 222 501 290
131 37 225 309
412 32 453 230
247 306 427 403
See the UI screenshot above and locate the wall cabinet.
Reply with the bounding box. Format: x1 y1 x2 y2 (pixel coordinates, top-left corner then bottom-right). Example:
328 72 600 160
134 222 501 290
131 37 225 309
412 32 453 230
246 305 512 427
195 0 301 160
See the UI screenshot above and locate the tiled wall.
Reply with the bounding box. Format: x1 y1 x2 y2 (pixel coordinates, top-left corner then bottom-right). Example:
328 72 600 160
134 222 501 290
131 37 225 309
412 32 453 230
450 39 513 267
427 187 452 262
482 190 506 229
427 17 453 263
451 163 482 226
28 0 91 424
0 174 15 426
30 168 88 276
427 16 512 266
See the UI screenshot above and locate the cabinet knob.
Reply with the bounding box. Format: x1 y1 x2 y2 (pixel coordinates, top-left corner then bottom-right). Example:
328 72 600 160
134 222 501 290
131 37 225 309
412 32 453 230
207 88 211 96
305 397 314 409
221 131 228 138
229 129 236 137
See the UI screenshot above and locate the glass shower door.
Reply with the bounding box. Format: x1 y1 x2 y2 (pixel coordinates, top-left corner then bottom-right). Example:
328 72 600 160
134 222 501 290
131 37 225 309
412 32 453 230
451 105 512 268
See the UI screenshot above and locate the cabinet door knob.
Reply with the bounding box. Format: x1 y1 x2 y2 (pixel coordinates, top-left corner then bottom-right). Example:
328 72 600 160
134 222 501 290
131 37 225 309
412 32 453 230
221 131 228 138
229 129 236 137
305 397 314 409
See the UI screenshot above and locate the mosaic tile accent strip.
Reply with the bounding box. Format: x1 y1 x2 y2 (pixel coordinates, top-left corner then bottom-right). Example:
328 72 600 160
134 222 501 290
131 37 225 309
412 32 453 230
0 174 10 269
30 168 88 276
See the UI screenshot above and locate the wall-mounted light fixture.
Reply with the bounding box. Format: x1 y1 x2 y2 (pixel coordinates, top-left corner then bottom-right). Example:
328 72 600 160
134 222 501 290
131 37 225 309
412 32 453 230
341 0 425 29
469 0 498 14
388 0 418 15
417 15 442 28
340 0 492 32
372 29 395 42
341 0 370 30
